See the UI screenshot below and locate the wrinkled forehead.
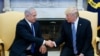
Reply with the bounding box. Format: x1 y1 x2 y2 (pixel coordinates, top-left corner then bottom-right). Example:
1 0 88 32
30 10 37 14
30 9 36 14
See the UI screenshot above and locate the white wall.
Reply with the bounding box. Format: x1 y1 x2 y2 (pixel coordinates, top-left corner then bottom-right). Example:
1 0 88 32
9 0 85 18
12 8 66 18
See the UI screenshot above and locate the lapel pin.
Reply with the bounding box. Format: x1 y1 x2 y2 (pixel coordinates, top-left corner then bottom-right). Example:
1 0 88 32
79 24 81 26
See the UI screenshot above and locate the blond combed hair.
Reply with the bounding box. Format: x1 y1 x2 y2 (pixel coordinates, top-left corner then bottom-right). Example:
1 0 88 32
65 7 79 16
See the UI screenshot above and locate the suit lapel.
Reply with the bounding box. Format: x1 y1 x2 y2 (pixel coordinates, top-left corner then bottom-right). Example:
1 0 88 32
76 18 82 37
23 19 32 33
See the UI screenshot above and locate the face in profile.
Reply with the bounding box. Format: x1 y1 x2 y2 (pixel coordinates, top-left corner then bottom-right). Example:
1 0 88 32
27 10 37 23
66 13 77 23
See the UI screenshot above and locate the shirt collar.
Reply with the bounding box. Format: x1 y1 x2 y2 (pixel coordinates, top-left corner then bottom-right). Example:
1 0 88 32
25 18 31 27
73 17 79 24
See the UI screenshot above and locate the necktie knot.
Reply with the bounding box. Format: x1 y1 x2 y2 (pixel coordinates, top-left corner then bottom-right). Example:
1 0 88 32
72 23 75 32
31 23 35 37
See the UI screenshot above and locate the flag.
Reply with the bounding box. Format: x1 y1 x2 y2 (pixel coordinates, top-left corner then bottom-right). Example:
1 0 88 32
87 0 100 37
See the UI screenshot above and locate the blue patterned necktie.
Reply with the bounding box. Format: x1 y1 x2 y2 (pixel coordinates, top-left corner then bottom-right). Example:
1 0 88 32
31 23 35 53
72 23 78 54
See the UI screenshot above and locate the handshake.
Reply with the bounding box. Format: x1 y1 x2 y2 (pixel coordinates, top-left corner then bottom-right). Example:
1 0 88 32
45 40 56 48
39 40 56 54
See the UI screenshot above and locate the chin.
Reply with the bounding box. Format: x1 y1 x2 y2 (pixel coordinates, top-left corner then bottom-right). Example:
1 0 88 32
67 21 71 23
33 21 36 23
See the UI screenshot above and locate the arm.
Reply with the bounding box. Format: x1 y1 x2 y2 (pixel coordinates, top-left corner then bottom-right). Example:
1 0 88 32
45 23 65 48
54 23 65 47
16 22 44 46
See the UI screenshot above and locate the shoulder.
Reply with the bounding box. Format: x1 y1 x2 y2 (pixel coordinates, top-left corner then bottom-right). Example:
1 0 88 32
62 20 68 24
61 20 70 26
17 19 26 26
79 17 91 24
34 21 40 25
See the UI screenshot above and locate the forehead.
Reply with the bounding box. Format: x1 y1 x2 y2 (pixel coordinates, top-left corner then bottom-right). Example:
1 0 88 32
66 13 75 16
30 10 37 15
31 9 36 13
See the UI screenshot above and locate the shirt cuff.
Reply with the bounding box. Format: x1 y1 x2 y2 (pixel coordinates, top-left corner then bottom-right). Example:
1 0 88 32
42 40 57 47
42 40 46 45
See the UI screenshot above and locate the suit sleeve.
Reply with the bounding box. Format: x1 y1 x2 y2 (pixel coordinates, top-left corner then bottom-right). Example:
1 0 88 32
16 22 44 46
55 23 65 47
81 21 92 54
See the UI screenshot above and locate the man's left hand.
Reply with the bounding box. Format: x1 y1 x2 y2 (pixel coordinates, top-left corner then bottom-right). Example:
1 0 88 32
39 45 47 54
78 53 84 56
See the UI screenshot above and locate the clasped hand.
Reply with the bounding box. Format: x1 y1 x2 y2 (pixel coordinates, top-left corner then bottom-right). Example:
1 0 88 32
45 40 55 48
39 40 54 54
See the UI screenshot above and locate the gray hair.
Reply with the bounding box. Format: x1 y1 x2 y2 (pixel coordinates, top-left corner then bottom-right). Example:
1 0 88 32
65 7 79 16
24 7 35 16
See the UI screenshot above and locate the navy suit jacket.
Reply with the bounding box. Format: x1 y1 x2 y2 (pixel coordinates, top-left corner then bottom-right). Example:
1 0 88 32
9 19 46 56
55 17 93 55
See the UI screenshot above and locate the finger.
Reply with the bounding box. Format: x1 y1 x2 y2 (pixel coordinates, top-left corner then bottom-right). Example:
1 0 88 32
42 50 44 54
41 49 43 54
41 48 45 54
39 47 43 53
49 44 54 48
39 47 42 53
42 47 47 54
43 47 47 54
40 46 44 54
42 48 46 54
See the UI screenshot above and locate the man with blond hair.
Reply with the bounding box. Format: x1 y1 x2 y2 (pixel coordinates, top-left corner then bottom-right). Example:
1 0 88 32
46 7 94 56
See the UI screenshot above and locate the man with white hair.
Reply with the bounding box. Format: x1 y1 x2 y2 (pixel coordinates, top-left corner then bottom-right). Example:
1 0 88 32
9 8 47 56
46 7 94 56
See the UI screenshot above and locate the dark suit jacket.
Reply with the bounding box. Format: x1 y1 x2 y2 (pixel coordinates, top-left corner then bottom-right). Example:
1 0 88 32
9 19 47 56
55 17 93 55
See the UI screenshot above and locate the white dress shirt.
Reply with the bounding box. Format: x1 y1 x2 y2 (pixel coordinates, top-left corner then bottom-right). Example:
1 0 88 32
72 17 79 32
